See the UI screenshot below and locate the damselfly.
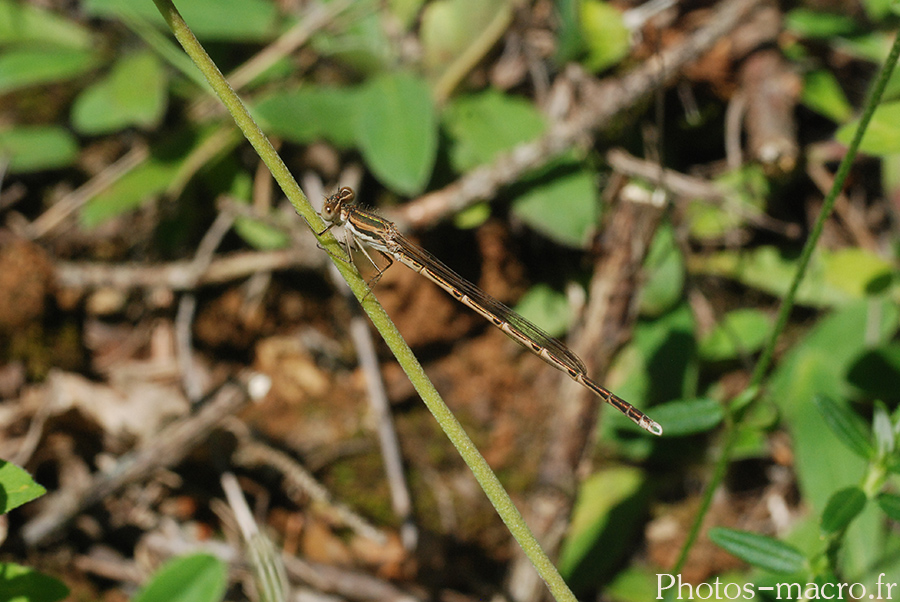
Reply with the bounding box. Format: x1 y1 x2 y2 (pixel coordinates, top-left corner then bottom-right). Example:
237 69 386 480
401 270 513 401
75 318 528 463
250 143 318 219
318 187 662 436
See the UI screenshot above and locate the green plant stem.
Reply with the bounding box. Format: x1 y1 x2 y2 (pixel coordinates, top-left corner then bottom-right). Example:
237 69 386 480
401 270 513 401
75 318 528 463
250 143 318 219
672 31 900 574
150 1 577 599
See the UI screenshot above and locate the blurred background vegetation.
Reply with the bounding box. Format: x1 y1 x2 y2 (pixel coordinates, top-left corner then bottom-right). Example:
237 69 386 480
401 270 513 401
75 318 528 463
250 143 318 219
2 0 900 600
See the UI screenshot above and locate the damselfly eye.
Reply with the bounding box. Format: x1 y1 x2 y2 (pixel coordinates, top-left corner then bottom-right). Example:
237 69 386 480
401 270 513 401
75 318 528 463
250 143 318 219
338 187 354 203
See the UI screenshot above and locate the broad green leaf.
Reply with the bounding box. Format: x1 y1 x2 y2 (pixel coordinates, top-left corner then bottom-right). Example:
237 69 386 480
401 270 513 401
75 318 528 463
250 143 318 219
0 0 92 47
511 162 598 247
784 9 861 38
642 398 723 436
233 216 289 251
0 126 78 173
876 493 900 521
822 247 893 296
354 72 437 195
640 223 684 317
311 8 394 74
709 528 807 574
699 309 772 361
813 395 874 460
85 0 279 41
579 0 630 73
609 303 696 410
0 47 97 93
421 0 507 76
513 284 571 339
861 0 896 21
72 50 167 134
254 86 360 148
133 554 227 602
558 467 648 588
0 460 46 514
821 487 867 534
443 89 546 172
837 101 900 156
689 246 851 308
802 69 853 122
0 562 68 602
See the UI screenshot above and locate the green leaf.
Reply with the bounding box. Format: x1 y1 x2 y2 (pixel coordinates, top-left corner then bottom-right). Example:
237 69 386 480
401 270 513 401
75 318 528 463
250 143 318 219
254 86 360 148
511 162 598 247
784 9 861 38
80 131 211 227
0 562 69 602
85 0 279 41
134 554 227 602
555 0 584 65
821 487 867 534
802 69 853 122
579 0 630 73
72 50 167 134
80 155 182 227
558 467 648 588
0 460 46 514
443 89 546 172
836 101 900 156
0 47 97 94
699 309 772 361
0 126 78 173
641 398 724 436
640 223 684 317
813 395 874 460
312 7 394 74
860 0 896 21
0 0 92 47
689 246 852 308
822 247 893 296
513 284 571 339
611 303 696 406
233 216 289 251
421 0 507 76
452 202 491 229
875 493 900 521
354 72 437 195
708 528 807 574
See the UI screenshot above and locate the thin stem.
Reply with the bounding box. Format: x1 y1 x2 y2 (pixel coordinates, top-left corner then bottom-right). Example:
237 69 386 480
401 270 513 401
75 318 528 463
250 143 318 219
150 1 577 599
673 31 900 574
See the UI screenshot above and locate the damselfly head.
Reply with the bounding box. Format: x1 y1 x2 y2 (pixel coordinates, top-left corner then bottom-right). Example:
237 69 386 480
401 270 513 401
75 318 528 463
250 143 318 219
322 186 355 223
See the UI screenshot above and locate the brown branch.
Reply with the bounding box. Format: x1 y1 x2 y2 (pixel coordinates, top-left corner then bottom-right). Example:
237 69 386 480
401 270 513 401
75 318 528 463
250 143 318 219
55 248 322 292
606 148 802 238
740 47 801 176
